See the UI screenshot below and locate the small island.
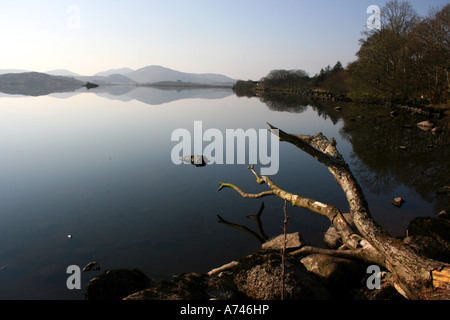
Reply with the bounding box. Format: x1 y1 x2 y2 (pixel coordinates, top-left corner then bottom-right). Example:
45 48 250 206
82 82 99 89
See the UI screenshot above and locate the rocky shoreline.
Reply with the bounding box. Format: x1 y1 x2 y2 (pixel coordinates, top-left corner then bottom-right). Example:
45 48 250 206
83 213 450 300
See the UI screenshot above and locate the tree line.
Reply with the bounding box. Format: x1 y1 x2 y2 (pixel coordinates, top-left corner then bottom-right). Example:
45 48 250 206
233 1 449 107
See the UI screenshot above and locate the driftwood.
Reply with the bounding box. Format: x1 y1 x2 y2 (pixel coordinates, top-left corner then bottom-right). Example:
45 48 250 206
218 123 450 300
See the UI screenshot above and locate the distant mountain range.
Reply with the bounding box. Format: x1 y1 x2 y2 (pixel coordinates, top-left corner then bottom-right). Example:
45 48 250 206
0 65 236 86
0 65 237 96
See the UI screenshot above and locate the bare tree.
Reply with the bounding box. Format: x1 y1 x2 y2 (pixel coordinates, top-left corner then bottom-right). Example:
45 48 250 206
218 124 450 300
381 0 421 35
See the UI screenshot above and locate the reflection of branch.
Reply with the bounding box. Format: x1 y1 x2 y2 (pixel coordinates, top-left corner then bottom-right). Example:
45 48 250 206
219 165 361 251
246 202 269 241
217 202 269 243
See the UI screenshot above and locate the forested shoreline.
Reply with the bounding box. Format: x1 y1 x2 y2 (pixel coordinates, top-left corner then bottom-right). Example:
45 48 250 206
233 1 449 110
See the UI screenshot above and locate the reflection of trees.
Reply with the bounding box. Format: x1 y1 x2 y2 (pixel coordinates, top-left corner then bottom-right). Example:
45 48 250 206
256 92 449 213
258 93 309 113
350 156 398 195
339 104 450 212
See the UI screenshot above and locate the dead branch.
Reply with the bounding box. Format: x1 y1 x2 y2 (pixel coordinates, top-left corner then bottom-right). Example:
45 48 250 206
218 124 450 300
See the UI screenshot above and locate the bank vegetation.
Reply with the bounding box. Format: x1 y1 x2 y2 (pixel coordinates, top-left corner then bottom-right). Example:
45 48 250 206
233 1 449 109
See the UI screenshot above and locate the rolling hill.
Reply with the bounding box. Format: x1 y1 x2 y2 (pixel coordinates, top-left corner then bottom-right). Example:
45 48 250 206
0 72 84 96
124 65 236 86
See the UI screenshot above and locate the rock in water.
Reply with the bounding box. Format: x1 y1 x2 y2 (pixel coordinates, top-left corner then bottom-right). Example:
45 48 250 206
416 120 434 130
432 127 443 134
83 261 101 272
389 197 405 208
180 155 210 167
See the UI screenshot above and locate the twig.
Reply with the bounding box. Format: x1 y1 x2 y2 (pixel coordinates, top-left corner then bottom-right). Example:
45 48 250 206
281 199 289 300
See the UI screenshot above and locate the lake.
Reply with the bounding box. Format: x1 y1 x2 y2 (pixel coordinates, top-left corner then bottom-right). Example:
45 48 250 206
0 86 448 299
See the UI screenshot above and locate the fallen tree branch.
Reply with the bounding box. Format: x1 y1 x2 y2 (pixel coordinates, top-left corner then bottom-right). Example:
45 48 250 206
218 124 450 300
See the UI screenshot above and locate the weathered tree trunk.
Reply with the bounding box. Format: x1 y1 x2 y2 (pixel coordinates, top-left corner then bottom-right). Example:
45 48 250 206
218 123 450 300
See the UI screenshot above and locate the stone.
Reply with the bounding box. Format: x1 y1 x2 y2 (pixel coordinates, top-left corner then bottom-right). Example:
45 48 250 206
436 186 450 196
416 120 434 130
300 254 366 298
390 111 399 117
233 250 331 300
82 261 100 272
405 216 450 263
389 197 404 207
124 272 240 300
262 232 304 251
324 213 355 249
85 268 153 300
354 272 407 300
324 226 342 249
439 210 449 219
432 127 443 134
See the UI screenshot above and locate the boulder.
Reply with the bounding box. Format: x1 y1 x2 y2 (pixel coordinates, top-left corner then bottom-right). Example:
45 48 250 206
85 268 152 300
125 273 221 300
404 216 450 263
354 272 406 300
300 254 366 298
124 268 241 300
233 250 331 300
262 232 304 251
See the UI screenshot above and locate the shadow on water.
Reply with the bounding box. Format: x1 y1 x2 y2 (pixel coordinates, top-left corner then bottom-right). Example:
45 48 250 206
254 93 450 217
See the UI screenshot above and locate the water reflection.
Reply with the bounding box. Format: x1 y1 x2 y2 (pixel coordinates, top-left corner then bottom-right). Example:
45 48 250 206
257 94 450 215
0 87 447 299
0 84 234 105
217 202 269 244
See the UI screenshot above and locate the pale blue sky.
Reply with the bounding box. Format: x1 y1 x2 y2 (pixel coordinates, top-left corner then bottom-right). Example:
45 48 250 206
0 0 447 80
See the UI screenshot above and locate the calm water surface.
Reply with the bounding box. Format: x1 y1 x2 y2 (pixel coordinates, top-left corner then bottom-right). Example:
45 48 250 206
0 87 447 299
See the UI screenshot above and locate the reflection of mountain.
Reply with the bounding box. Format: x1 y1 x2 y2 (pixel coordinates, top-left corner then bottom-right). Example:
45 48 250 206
90 85 233 105
0 72 84 96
